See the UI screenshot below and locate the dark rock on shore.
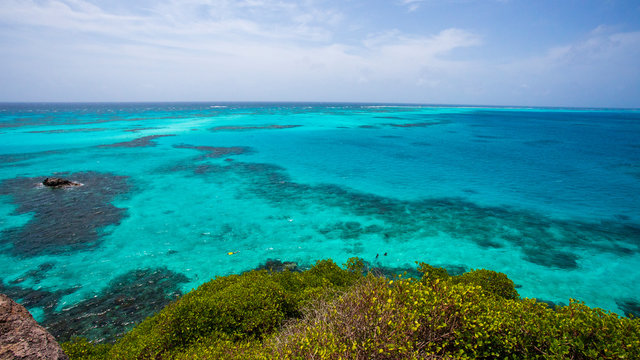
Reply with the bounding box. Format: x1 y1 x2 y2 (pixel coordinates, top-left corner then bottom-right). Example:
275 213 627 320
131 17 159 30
42 178 81 188
0 294 68 360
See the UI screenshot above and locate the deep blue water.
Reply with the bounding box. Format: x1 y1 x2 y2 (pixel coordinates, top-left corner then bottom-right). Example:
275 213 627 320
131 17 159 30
1 103 639 341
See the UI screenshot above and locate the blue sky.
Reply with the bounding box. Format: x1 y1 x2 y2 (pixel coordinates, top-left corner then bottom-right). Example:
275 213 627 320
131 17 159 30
1 0 639 107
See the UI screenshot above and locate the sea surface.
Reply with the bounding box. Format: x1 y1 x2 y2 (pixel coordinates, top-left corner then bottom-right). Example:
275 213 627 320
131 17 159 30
0 102 639 342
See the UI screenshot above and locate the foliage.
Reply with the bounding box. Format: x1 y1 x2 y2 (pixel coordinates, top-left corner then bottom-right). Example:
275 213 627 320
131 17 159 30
417 262 519 300
105 271 287 358
60 337 112 360
68 259 361 359
345 256 366 274
61 258 640 360
270 277 640 359
452 268 519 300
171 332 266 360
416 262 450 284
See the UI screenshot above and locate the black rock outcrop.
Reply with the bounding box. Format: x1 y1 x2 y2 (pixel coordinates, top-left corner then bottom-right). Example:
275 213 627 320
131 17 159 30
42 178 80 188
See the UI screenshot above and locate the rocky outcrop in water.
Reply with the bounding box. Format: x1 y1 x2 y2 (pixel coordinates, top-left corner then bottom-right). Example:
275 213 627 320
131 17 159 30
0 294 68 360
42 178 80 188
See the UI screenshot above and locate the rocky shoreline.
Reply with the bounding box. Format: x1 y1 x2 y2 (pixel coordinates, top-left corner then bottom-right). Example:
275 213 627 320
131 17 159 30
0 294 67 360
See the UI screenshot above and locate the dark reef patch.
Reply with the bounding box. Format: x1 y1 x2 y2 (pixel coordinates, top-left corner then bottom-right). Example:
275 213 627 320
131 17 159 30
173 143 254 160
0 279 78 317
521 249 579 270
42 268 189 343
616 298 640 318
210 125 302 131
26 128 108 134
0 150 64 167
614 214 631 221
123 127 161 133
474 135 503 139
0 172 130 257
317 221 387 240
179 160 640 270
9 262 56 285
386 122 441 128
99 135 175 148
523 139 563 147
628 172 640 180
392 152 418 160
358 125 379 129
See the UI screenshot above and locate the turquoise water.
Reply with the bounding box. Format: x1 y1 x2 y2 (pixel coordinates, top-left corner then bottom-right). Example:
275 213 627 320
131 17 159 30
1 103 639 341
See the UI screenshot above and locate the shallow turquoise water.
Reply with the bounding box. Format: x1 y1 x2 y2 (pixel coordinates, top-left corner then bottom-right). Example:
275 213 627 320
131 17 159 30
1 103 639 341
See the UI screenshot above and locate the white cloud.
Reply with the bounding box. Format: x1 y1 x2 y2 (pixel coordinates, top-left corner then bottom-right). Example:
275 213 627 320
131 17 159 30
0 0 484 102
400 0 426 12
398 0 510 12
1 1 638 106
474 27 640 107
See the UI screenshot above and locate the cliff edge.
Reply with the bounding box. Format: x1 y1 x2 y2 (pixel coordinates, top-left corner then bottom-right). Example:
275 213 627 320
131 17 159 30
0 294 68 360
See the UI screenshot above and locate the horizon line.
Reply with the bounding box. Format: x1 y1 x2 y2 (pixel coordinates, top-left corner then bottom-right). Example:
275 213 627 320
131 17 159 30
0 101 638 111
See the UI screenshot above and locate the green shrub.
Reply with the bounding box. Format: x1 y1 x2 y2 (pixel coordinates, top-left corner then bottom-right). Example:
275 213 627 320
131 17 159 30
93 259 362 359
268 276 640 359
416 262 450 284
62 259 640 360
61 338 111 360
548 300 640 358
107 271 289 358
171 332 267 360
305 258 361 288
270 277 423 359
345 256 366 274
453 268 519 300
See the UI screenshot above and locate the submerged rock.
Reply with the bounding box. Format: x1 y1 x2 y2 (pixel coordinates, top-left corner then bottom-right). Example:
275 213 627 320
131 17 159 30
42 178 80 188
0 294 68 360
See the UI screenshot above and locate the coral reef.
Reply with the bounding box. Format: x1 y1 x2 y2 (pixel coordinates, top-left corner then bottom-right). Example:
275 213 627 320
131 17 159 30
0 172 129 257
99 135 175 148
43 268 189 343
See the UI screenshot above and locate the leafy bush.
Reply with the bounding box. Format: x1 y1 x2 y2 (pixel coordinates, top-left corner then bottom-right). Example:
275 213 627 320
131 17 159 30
345 256 366 274
72 259 362 359
452 268 519 300
416 262 450 284
60 337 111 360
269 277 640 359
171 332 266 360
61 259 640 360
107 270 289 358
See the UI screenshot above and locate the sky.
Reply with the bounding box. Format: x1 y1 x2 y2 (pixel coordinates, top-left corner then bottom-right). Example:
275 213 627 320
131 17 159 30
1 0 639 107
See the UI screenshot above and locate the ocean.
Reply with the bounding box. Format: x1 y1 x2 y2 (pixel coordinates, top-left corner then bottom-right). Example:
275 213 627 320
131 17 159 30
1 102 639 342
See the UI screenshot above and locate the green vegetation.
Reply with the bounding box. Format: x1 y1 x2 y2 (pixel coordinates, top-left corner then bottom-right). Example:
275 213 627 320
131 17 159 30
61 259 640 359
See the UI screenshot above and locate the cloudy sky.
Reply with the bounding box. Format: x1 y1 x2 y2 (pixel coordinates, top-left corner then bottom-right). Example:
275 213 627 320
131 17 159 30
1 0 639 107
